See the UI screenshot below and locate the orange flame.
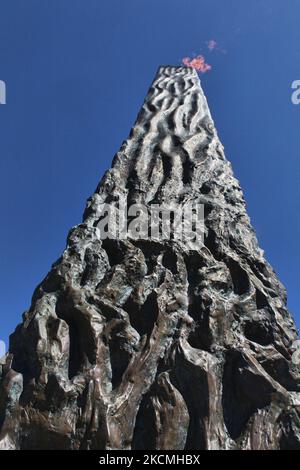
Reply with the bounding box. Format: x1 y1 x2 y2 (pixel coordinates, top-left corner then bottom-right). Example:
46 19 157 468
182 55 211 73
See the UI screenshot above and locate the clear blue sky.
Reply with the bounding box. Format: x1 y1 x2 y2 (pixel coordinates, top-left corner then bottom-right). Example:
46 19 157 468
0 0 299 347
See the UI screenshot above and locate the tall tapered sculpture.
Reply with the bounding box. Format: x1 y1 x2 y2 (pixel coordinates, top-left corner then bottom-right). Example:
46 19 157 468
0 66 299 450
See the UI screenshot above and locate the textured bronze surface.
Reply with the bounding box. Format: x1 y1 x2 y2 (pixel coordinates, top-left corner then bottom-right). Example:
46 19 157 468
0 66 299 449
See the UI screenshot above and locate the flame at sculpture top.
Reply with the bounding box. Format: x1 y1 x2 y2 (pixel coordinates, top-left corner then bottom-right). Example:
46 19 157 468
0 66 299 450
